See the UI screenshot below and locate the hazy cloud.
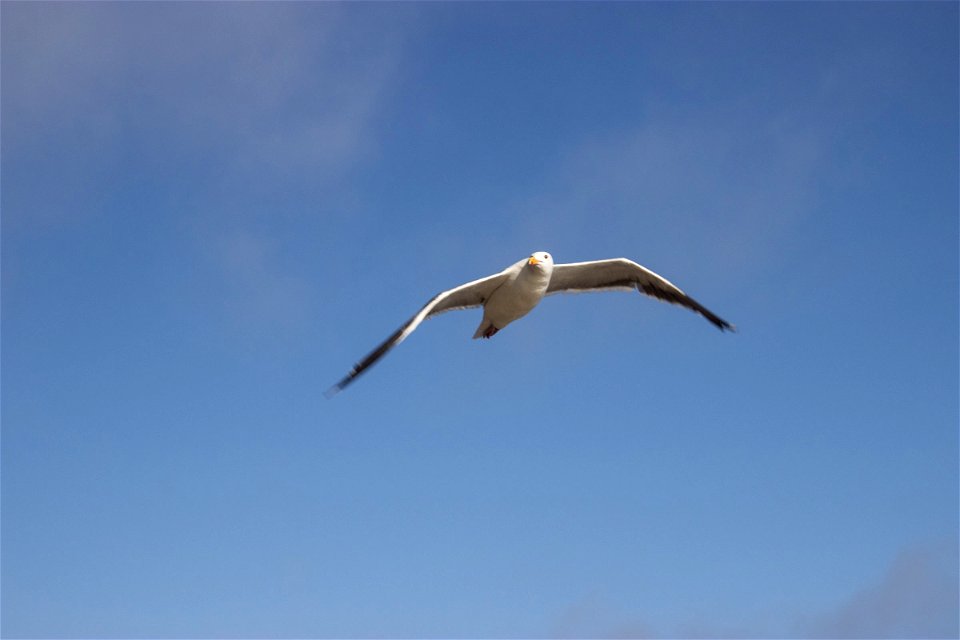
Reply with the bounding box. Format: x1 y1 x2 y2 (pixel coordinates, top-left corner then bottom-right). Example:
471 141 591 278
3 2 411 329
507 107 823 293
3 3 406 215
544 541 958 639
497 45 911 298
3 4 397 143
803 540 959 639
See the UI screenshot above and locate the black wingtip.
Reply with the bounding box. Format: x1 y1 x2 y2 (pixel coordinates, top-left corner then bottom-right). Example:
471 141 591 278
716 319 737 333
692 299 734 333
324 384 344 399
698 308 735 333
324 371 355 399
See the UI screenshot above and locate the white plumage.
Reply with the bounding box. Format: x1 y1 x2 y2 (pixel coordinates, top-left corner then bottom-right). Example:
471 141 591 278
327 251 733 396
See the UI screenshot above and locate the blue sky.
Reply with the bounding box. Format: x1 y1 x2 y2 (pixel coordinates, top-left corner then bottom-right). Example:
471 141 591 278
2 2 957 638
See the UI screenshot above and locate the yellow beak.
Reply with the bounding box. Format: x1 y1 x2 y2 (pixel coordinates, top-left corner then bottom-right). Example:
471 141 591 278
528 256 540 266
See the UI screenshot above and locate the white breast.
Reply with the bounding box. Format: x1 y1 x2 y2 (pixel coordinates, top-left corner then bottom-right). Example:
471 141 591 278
483 264 551 327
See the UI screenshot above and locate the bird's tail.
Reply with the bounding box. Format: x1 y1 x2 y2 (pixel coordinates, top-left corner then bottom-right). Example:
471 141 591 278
472 321 498 339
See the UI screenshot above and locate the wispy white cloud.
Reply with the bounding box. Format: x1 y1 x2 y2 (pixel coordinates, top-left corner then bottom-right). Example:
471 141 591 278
802 540 959 639
506 107 823 293
3 2 406 208
3 3 411 329
495 39 919 303
545 541 959 639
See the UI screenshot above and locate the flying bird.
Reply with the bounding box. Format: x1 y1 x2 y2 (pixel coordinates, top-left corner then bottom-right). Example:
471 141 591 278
327 251 734 396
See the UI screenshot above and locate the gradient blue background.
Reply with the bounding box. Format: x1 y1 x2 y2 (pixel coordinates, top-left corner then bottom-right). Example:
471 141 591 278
3 2 958 638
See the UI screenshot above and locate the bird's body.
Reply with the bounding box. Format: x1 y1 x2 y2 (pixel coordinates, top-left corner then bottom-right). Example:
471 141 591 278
472 254 552 339
327 251 733 396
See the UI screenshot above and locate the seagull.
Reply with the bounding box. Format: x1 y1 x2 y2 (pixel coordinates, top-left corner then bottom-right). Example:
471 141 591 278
326 251 734 396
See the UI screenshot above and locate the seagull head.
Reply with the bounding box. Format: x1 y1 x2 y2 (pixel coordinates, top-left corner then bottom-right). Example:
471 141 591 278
527 251 554 270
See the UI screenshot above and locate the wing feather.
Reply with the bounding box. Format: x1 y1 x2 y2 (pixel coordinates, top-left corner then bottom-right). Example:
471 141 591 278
546 258 734 331
326 270 510 396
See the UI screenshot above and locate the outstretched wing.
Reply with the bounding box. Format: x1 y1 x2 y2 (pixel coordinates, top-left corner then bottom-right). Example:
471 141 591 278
326 270 510 396
546 258 734 331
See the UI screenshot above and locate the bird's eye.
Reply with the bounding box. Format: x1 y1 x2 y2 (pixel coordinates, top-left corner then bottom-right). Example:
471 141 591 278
545 254 550 260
